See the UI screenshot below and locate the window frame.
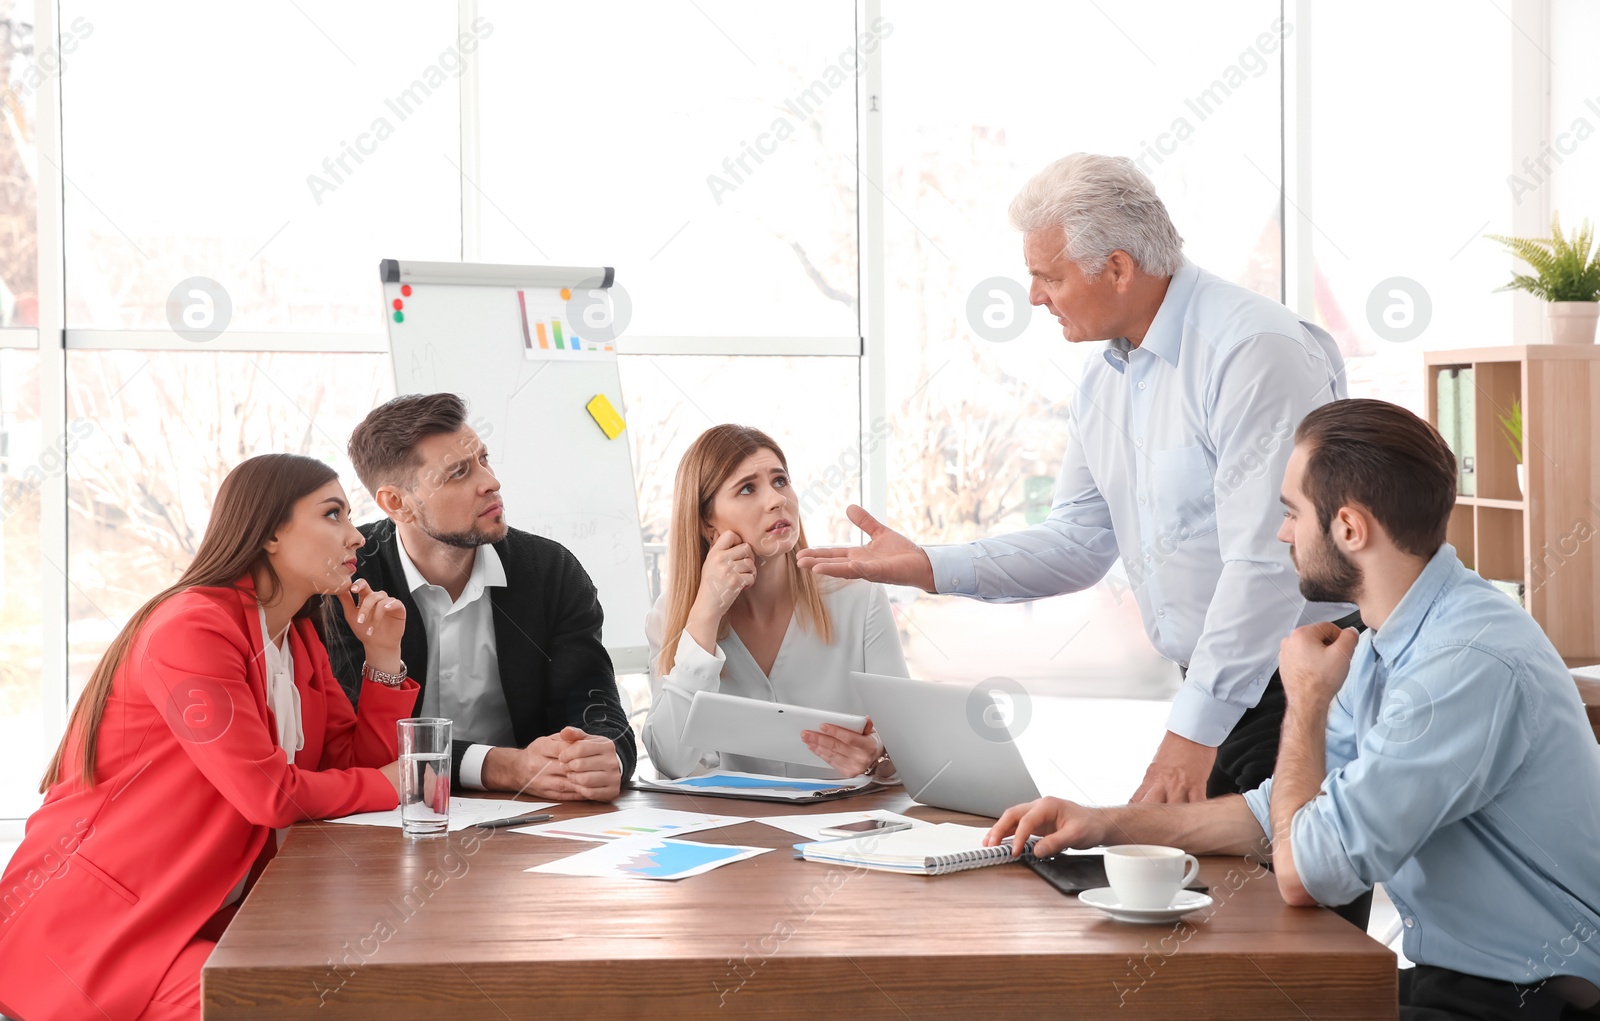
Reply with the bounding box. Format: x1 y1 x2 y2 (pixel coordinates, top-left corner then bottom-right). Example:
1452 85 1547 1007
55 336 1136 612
9 0 68 832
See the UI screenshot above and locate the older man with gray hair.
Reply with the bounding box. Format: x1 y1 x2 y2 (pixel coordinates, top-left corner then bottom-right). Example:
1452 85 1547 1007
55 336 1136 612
800 153 1351 806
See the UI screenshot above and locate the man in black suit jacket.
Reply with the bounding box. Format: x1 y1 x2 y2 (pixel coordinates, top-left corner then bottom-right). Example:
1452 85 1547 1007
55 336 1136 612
325 393 636 800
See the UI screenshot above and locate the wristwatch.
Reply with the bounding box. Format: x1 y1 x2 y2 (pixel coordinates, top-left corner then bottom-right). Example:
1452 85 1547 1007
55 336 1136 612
863 749 892 777
362 660 408 688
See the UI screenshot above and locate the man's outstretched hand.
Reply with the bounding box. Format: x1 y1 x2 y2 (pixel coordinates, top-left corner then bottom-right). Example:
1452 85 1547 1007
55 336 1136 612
795 505 937 592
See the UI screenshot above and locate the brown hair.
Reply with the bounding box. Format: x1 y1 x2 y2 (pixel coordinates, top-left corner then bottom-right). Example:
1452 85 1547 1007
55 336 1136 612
41 453 338 790
347 392 469 494
656 425 832 675
1294 399 1457 558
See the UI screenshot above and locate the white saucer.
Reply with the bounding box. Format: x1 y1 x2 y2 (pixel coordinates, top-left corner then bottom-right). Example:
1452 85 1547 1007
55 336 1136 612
1077 887 1214 924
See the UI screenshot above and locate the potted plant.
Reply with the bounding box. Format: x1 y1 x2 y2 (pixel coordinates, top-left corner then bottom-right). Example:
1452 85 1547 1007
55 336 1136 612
1498 400 1524 497
1487 214 1600 344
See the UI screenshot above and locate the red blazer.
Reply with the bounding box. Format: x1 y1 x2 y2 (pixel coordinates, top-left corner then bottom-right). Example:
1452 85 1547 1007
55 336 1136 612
0 578 419 1021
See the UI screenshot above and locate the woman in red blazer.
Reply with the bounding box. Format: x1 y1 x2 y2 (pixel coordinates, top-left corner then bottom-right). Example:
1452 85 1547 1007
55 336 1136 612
0 453 422 1021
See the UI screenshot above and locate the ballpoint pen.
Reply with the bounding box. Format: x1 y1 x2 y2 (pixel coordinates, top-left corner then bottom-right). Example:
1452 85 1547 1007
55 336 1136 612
476 812 553 830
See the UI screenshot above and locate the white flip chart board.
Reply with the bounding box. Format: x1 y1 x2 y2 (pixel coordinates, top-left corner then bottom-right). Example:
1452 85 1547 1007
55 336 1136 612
379 259 649 672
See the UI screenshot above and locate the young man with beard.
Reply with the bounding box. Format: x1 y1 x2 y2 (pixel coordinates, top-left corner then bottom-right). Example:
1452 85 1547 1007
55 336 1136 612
325 393 636 800
988 399 1600 1020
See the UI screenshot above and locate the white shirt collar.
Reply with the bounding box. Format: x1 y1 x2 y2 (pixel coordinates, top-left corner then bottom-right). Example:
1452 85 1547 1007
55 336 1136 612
395 534 507 612
256 604 304 760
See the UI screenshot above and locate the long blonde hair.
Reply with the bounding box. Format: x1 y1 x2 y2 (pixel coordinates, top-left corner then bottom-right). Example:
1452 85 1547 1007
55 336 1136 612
656 425 832 675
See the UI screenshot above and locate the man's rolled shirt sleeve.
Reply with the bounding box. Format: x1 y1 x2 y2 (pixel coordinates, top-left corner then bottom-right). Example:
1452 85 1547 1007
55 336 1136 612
1243 775 1273 836
1283 646 1533 907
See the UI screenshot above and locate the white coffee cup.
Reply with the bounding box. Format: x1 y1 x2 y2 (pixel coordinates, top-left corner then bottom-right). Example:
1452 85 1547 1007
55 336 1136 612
1103 844 1200 909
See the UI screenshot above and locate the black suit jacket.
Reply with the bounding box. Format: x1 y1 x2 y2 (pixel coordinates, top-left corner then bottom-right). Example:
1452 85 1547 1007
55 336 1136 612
323 519 637 788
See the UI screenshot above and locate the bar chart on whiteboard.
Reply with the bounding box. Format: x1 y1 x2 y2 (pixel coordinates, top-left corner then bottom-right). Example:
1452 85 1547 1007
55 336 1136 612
517 286 617 359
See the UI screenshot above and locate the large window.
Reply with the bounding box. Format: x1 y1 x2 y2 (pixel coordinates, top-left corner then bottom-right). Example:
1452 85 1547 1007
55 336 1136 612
1308 1 1512 411
1 0 42 819
476 0 858 339
1549 1 1600 240
1 0 39 328
476 0 867 640
61 1 462 333
0 349 43 817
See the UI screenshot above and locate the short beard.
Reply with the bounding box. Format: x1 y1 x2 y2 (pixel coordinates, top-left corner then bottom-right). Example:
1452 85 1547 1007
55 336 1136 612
414 504 506 550
1297 531 1362 604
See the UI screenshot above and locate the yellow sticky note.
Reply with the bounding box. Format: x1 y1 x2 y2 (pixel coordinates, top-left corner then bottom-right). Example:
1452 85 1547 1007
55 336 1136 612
586 393 626 440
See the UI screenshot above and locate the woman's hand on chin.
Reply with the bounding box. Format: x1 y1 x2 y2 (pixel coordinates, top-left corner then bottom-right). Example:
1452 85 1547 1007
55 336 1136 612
336 578 407 667
692 530 756 623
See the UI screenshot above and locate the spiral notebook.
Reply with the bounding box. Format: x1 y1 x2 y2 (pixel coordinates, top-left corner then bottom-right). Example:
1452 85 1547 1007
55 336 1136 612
797 822 1040 875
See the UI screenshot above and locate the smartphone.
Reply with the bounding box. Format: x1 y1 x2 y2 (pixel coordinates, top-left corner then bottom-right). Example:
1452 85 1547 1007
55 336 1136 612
819 819 913 838
1026 853 1209 896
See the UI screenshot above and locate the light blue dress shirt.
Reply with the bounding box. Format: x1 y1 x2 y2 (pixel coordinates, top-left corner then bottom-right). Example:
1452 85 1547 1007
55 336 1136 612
1244 544 1600 988
925 260 1347 746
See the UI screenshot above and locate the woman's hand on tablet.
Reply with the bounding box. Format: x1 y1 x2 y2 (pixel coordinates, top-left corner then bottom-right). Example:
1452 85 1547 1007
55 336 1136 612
804 719 889 777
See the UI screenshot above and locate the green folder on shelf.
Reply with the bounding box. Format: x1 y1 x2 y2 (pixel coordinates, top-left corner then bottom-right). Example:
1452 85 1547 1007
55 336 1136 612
1437 368 1475 496
1458 368 1476 497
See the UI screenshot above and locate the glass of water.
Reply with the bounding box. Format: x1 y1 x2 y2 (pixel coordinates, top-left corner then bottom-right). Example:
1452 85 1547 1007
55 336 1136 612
398 718 451 838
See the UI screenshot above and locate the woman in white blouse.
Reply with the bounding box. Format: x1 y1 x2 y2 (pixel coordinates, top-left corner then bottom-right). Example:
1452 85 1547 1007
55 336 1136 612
644 424 910 779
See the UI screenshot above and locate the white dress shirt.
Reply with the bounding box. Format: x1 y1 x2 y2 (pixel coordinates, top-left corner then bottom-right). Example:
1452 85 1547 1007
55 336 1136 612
642 578 909 778
924 260 1349 747
396 538 512 790
257 605 304 762
223 607 302 908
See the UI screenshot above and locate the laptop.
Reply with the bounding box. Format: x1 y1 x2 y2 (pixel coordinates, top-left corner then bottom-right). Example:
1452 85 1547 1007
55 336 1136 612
850 672 1040 818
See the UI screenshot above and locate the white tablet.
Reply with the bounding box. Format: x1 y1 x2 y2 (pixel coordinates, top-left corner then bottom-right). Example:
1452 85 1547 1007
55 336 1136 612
682 691 868 767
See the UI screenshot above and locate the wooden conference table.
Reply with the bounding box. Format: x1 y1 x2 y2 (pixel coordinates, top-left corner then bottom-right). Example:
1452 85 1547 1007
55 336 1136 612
203 788 1397 1020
